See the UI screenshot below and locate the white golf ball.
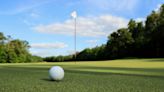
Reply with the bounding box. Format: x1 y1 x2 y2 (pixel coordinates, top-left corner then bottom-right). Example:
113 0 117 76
49 66 64 81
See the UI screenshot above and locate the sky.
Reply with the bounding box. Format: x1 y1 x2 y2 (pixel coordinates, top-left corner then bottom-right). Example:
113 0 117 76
0 0 163 57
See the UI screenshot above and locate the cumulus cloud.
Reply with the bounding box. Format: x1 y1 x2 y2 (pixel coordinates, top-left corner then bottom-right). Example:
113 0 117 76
30 50 51 57
30 50 61 57
31 42 68 49
155 4 162 12
135 18 146 22
34 14 128 37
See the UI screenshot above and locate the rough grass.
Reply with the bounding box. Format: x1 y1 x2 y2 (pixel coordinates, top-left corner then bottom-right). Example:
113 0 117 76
0 58 164 92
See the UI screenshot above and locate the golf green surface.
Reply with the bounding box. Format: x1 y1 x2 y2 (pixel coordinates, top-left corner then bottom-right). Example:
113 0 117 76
0 58 164 92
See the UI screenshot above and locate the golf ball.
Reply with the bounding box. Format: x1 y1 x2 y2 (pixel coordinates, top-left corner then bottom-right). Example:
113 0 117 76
49 66 64 81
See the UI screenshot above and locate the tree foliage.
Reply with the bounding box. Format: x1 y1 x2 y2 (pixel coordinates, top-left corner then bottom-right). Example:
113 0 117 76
0 33 42 63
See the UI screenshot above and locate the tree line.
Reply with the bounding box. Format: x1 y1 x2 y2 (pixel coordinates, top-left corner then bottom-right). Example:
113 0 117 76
44 4 164 62
0 33 42 63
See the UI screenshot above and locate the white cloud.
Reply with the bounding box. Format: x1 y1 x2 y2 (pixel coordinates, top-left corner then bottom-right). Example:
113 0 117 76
34 14 128 37
135 18 146 22
30 51 50 57
31 42 68 49
30 50 59 57
155 4 162 12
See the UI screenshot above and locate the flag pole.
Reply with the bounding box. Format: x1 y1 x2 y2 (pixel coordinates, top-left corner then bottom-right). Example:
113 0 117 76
74 18 76 64
71 11 77 64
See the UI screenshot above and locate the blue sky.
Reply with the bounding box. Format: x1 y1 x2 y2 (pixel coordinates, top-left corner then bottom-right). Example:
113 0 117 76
0 0 163 57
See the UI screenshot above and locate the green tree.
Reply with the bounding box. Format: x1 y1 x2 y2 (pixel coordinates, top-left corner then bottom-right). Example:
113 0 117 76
106 28 134 58
0 33 42 63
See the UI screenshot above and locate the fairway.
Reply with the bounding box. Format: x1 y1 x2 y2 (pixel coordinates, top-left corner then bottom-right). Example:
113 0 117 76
0 59 164 92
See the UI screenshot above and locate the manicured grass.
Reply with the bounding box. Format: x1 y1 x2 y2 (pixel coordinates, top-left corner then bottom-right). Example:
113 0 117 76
0 58 164 92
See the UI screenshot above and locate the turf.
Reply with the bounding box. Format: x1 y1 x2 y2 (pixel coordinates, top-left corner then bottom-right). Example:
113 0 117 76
0 58 164 92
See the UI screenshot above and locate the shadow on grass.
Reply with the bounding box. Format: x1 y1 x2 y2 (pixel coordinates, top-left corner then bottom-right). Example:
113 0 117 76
41 78 66 83
145 58 164 62
41 78 53 82
6 65 164 74
41 78 62 82
65 69 164 79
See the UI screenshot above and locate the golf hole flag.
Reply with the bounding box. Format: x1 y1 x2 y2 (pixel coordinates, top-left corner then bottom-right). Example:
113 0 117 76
71 11 77 19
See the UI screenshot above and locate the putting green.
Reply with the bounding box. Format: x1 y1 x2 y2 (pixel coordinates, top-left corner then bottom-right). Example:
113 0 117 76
0 58 164 92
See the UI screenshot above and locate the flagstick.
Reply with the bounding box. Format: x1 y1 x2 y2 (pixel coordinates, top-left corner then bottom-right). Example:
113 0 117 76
71 11 77 64
74 18 76 64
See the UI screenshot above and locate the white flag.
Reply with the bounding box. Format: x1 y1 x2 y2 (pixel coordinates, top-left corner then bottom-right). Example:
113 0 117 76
71 11 77 19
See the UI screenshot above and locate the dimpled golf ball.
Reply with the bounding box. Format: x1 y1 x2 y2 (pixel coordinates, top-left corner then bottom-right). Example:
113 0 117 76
49 66 64 81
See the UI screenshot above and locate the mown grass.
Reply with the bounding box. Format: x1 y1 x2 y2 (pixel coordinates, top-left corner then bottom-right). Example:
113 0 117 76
0 58 164 92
